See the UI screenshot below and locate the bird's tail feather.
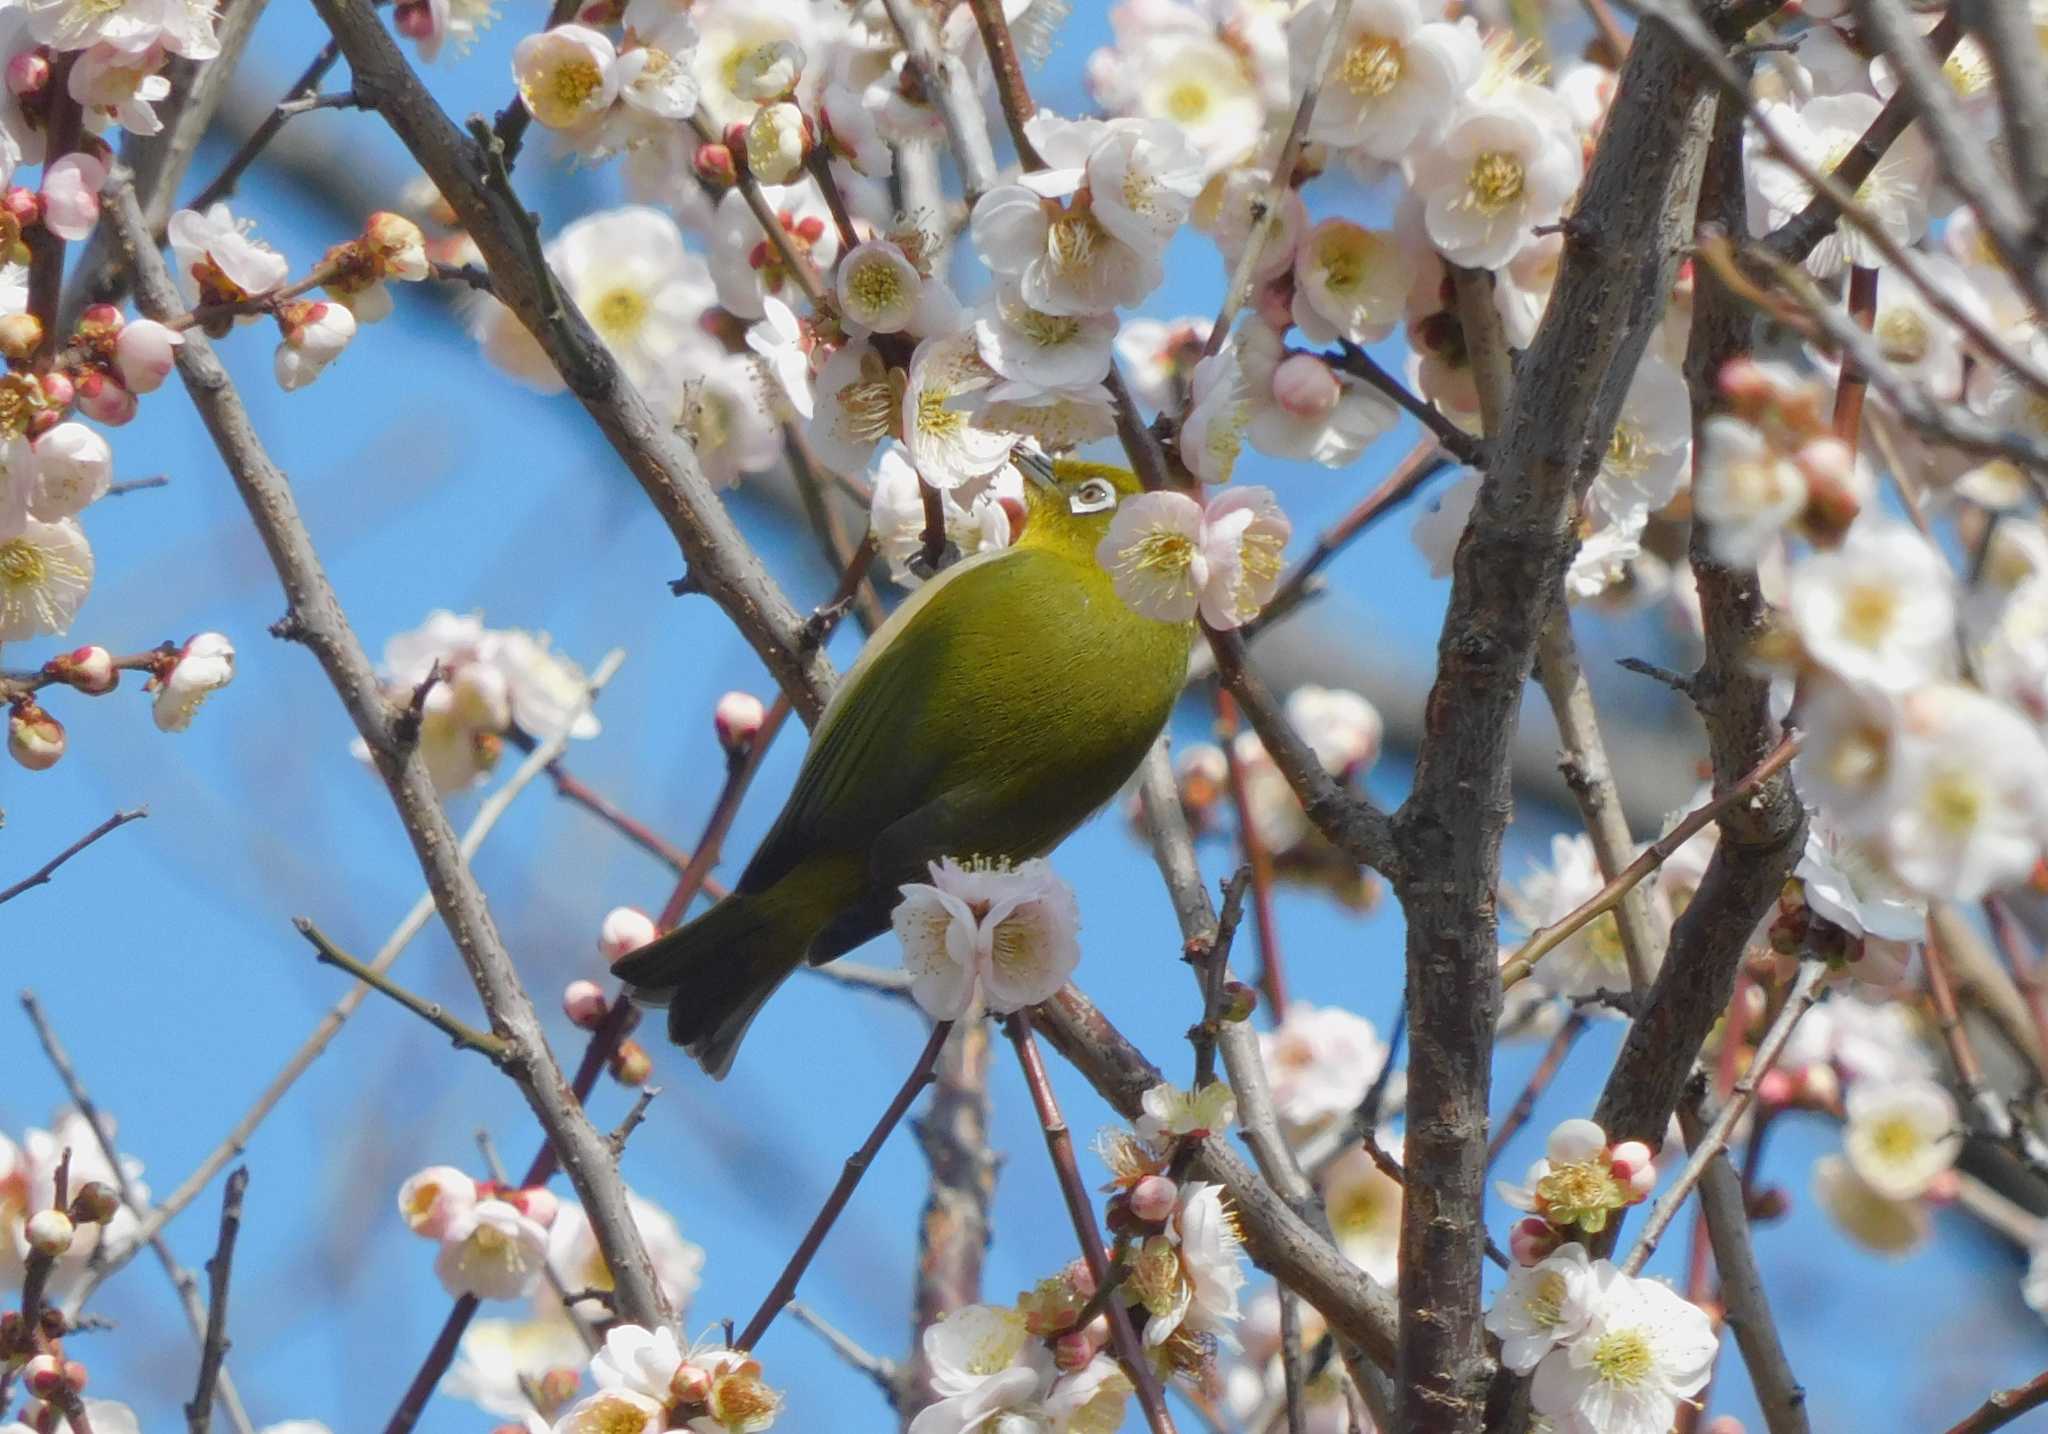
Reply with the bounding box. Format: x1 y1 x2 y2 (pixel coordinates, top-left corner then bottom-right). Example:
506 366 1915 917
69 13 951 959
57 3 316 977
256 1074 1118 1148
612 885 818 1080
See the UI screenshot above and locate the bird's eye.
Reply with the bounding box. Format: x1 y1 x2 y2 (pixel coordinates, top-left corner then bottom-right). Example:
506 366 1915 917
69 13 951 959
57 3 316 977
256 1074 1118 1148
1069 478 1118 515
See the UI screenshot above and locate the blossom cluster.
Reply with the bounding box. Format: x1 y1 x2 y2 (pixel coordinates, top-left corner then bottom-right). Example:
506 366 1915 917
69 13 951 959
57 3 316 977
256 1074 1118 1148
0 1107 146 1296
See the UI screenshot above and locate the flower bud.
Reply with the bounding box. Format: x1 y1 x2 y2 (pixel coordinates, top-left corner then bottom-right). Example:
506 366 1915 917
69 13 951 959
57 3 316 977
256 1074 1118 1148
793 214 826 244
0 310 39 360
1544 1118 1608 1165
1606 1140 1653 1185
733 39 804 101
1746 1185 1791 1221
393 0 435 39
1717 356 1774 414
715 690 766 757
1218 980 1259 1023
1508 1215 1562 1266
74 370 137 425
274 300 357 392
508 1185 559 1227
1052 1329 1095 1371
23 1354 64 1399
598 906 658 960
114 318 184 394
46 644 116 695
1753 1068 1797 1107
1128 1173 1177 1223
6 49 49 99
365 211 430 282
69 1181 120 1226
745 101 809 185
25 1209 74 1256
38 369 72 408
671 1362 714 1406
153 632 235 732
609 1038 653 1086
537 1366 583 1416
694 141 737 187
9 702 65 770
3 185 39 228
564 979 609 1028
1271 353 1340 418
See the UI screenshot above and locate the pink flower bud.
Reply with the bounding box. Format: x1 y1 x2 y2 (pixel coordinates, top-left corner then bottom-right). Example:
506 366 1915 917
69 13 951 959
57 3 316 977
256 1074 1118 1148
9 702 65 770
74 370 137 425
509 1185 559 1227
38 369 72 408
1626 1162 1657 1201
598 906 658 960
41 152 107 241
3 186 40 227
0 311 39 360
610 1039 653 1087
671 1363 714 1405
794 214 827 245
45 645 116 694
25 1208 73 1256
694 142 737 187
1702 1418 1746 1434
1924 1169 1961 1205
1052 1329 1095 1371
1606 1140 1654 1183
274 300 357 391
563 978 609 1028
1508 1215 1561 1266
538 1366 583 1415
153 631 235 732
1063 1258 1095 1298
6 49 49 99
1717 356 1773 412
114 318 184 394
1753 1068 1796 1107
22 1355 64 1400
393 0 435 39
1271 353 1340 418
1544 1117 1607 1165
715 690 766 756
1129 1174 1177 1223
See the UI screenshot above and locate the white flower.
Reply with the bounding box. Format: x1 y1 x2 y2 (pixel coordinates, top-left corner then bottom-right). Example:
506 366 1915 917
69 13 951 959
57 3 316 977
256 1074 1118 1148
615 0 701 119
892 856 1082 1018
684 1344 784 1433
810 340 900 472
692 4 810 130
707 182 839 322
837 240 924 335
867 445 1018 587
1787 522 1954 695
1510 833 1651 999
397 1165 477 1240
447 1317 587 1420
514 24 619 132
434 1198 549 1301
731 35 802 103
902 333 1016 489
70 42 171 136
1197 485 1291 629
1847 257 1971 401
1094 488 1284 628
113 318 182 393
1158 1181 1246 1343
1843 1079 1962 1201
745 100 808 183
0 517 91 642
27 0 216 58
1793 683 1902 836
1135 1080 1238 1144
1239 326 1397 468
1084 118 1203 258
745 296 812 420
41 152 105 240
545 1193 705 1321
908 1365 1049 1434
974 282 1116 391
1486 1243 1599 1374
1295 0 1479 160
152 631 235 731
1692 415 1807 568
1812 1152 1930 1254
677 347 782 488
592 1322 687 1399
27 423 111 520
555 1389 663 1434
1318 1141 1402 1285
486 627 601 741
922 1304 1051 1399
1179 344 1252 485
1411 92 1582 270
275 300 357 391
1529 1266 1715 1434
1412 470 1480 578
1113 316 1212 412
1285 686 1383 778
1095 28 1262 174
1797 816 1925 943
1882 683 2048 900
168 202 288 307
1749 94 1930 276
1258 1003 1394 1133
1592 355 1691 519
1291 219 1412 347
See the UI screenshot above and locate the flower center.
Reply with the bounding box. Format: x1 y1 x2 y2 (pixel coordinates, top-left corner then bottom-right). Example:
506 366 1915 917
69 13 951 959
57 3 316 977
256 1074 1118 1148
590 285 649 342
1126 528 1196 578
1877 308 1930 363
710 1372 780 1427
1163 80 1211 123
0 374 47 437
1048 211 1106 276
1014 306 1081 346
1329 1183 1392 1238
0 538 45 587
1525 1270 1569 1329
990 917 1039 982
551 57 604 109
1341 36 1404 98
1868 1114 1922 1162
1464 151 1527 215
1823 724 1888 793
841 376 901 441
1607 421 1647 479
847 259 906 317
1924 769 1984 834
1534 1157 1627 1232
1839 583 1898 648
1590 1328 1654 1386
1230 529 1285 616
916 387 965 439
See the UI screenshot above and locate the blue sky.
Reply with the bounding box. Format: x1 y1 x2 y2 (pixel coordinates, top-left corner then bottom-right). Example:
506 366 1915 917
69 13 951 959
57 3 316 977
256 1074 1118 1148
4 3 2043 1429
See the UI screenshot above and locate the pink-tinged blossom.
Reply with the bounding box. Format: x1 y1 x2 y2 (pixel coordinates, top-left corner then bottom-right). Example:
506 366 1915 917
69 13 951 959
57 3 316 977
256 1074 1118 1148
892 856 1081 1019
39 152 104 240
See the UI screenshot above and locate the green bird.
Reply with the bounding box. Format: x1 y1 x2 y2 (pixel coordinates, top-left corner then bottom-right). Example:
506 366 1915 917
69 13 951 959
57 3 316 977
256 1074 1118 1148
615 456 1193 1077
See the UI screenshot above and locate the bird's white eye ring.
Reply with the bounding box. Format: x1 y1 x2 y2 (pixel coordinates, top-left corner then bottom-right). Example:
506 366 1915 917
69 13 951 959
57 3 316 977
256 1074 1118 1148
1069 478 1118 515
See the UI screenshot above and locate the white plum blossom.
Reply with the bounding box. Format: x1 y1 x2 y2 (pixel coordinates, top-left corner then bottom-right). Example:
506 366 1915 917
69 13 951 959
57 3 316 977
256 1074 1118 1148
1412 470 1481 578
398 1165 477 1240
745 101 808 183
922 1304 1052 1399
1749 93 1932 275
448 1318 588 1420
274 300 357 391
545 1193 705 1321
1486 1243 1599 1374
745 296 812 420
1240 328 1398 468
810 339 901 473
1813 1152 1931 1254
1094 486 1289 629
591 1322 688 1398
1259 1002 1394 1133
974 283 1117 391
707 182 839 321
27 423 111 519
1084 118 1203 259
1843 1079 1963 1201
1529 1265 1716 1434
168 202 289 308
1114 316 1212 412
1318 1141 1402 1284
1139 1181 1246 1346
1692 415 1808 568
1291 219 1414 347
0 517 92 642
867 444 1017 587
1285 686 1384 779
902 333 1017 489
1135 1080 1238 1145
1787 522 1954 695
1882 683 2048 900
892 857 1081 1018
152 632 236 732
514 25 620 133
1197 485 1292 628
612 0 701 122
1295 0 1480 160
1179 344 1252 485
836 240 924 335
1592 355 1692 519
1410 89 1581 270
1511 833 1655 1000
26 0 218 59
433 1198 549 1301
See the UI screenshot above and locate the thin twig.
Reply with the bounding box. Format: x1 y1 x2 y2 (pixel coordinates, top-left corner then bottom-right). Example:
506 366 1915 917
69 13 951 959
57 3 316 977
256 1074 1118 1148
183 1167 249 1434
736 1021 953 1351
1331 345 1485 466
1941 1368 2048 1434
1007 1012 1179 1434
1485 1013 1589 1167
0 809 148 906
1831 264 1879 452
1621 961 1826 1275
1277 1289 1309 1434
1218 691 1288 1021
787 1301 899 1395
295 919 515 1065
183 40 343 215
1502 734 1799 987
607 1086 661 1156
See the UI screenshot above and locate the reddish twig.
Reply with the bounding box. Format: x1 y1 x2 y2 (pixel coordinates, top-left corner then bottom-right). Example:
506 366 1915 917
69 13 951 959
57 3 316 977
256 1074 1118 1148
0 809 148 906
1830 265 1879 452
1217 691 1289 1021
1941 1368 2048 1434
1984 898 2048 1074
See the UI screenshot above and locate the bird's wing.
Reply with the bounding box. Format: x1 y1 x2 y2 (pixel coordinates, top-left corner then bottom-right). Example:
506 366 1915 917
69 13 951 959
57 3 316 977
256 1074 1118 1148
737 548 1020 893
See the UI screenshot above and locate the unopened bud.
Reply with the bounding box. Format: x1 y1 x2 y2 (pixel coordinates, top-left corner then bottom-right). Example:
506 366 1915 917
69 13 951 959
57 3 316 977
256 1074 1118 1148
45 645 116 695
715 690 766 757
508 1185 559 1227
77 302 121 335
2 186 38 231
38 369 72 408
22 1354 64 1399
1753 1068 1797 1107
745 101 809 185
1508 1215 1562 1266
609 1039 653 1086
1606 1140 1654 1184
24 1208 73 1256
1218 980 1258 1023
69 1181 120 1225
364 211 429 282
1052 1328 1095 1371
694 142 737 187
393 0 435 40
793 214 826 245
6 49 48 99
1746 1185 1791 1222
9 702 65 770
1271 353 1340 418
74 370 137 425
564 979 609 1028
1717 356 1774 414
1801 470 1862 546
534 1365 582 1416
1924 1168 1961 1205
598 905 659 960
671 1362 714 1405
1129 1173 1178 1224
0 311 40 360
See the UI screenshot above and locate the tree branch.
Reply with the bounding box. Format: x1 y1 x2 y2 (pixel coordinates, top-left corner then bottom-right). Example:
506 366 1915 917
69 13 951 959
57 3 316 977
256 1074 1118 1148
0 809 147 906
183 1167 249 1434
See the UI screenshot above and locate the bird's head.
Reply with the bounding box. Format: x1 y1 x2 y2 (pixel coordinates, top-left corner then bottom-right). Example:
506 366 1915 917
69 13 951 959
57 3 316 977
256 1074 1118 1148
1012 452 1145 563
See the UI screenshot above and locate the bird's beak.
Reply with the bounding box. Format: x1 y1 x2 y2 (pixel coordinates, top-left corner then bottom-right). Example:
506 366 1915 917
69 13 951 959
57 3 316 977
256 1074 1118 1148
1014 448 1059 492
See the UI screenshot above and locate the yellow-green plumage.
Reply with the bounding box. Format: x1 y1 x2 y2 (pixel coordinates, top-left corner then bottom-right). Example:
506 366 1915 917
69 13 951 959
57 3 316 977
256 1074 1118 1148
614 461 1192 1077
